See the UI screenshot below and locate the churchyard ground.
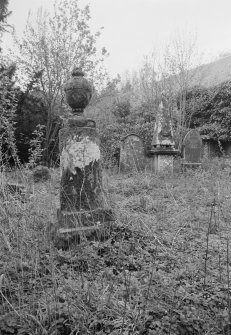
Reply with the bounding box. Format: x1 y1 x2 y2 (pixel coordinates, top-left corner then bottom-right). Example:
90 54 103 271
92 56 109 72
0 158 231 334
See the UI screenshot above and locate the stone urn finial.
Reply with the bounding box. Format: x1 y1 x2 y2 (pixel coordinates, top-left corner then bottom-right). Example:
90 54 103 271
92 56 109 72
64 67 92 115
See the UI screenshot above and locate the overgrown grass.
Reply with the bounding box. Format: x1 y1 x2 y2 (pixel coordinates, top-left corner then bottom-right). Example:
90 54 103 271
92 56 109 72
1 159 231 334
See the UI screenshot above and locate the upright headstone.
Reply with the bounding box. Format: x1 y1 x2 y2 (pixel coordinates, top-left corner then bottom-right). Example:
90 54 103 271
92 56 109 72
56 68 113 239
119 134 145 172
148 100 179 173
181 129 202 169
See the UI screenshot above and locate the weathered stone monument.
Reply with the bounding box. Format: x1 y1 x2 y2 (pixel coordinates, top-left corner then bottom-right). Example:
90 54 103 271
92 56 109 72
119 134 146 172
56 68 113 238
181 129 202 170
148 100 179 173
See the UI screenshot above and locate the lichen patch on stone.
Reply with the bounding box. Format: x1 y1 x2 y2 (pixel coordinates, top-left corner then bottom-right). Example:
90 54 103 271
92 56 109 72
60 136 100 174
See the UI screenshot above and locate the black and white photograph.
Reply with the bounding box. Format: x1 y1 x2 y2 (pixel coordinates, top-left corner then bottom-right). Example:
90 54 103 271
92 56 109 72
1 0 231 334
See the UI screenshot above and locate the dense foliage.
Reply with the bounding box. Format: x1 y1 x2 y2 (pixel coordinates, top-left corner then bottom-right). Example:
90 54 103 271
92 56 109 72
185 80 231 141
0 62 20 166
0 59 61 165
15 88 61 165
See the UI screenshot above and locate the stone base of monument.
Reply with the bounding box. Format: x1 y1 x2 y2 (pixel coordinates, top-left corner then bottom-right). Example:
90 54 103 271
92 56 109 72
181 162 202 171
57 208 113 228
53 208 114 248
148 148 180 173
153 154 174 173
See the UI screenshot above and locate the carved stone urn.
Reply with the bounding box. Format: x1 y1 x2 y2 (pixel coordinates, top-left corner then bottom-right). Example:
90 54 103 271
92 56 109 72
64 68 92 114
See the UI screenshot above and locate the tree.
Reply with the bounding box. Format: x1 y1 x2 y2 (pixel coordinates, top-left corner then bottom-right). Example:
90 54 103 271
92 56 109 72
0 0 11 33
160 33 203 141
0 2 20 167
14 88 50 163
15 0 108 165
136 54 160 108
0 60 20 167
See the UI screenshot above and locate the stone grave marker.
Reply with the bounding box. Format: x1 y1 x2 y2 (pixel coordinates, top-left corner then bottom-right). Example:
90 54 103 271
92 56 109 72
148 100 179 173
119 134 146 172
182 129 202 169
53 67 114 245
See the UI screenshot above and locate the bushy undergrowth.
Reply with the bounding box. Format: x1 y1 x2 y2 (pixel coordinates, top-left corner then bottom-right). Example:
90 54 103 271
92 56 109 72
0 160 231 334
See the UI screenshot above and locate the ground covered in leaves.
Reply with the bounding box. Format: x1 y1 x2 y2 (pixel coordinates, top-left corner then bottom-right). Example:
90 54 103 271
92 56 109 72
1 159 231 334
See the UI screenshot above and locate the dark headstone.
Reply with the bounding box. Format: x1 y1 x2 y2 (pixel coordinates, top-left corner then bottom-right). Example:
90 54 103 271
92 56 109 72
33 165 51 182
119 134 145 172
182 129 202 167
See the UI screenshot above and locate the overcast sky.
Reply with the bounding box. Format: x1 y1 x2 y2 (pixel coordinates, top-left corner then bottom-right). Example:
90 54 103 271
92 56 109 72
3 0 231 77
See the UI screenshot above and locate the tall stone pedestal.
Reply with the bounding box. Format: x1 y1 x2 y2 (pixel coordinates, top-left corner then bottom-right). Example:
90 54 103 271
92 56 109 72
55 68 113 241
